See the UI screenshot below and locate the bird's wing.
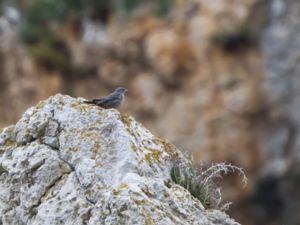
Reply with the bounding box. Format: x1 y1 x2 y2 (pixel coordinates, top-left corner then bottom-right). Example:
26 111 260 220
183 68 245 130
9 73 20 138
93 97 111 105
101 98 122 108
84 91 121 105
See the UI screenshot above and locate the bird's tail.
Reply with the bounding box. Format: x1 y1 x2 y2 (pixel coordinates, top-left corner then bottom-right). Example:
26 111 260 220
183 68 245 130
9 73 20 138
83 100 94 104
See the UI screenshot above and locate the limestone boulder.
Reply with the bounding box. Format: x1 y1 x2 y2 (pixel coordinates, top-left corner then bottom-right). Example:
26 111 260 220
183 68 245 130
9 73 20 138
0 94 239 225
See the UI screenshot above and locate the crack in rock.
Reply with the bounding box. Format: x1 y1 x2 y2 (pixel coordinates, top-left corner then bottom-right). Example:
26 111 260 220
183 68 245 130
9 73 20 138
41 142 96 205
27 171 70 219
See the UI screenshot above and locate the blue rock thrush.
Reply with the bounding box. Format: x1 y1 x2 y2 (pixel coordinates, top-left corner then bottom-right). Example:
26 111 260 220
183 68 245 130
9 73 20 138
84 87 128 109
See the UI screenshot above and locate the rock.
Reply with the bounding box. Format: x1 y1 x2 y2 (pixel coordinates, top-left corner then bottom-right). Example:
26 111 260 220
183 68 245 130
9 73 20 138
130 73 165 117
254 0 300 224
0 94 239 225
145 28 197 86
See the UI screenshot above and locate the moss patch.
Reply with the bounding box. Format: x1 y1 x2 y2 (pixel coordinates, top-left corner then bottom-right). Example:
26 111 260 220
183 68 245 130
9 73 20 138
145 150 162 163
113 189 121 196
71 101 91 114
143 209 155 225
153 137 178 160
121 113 133 129
0 164 7 175
36 100 46 110
121 113 142 143
92 141 101 155
133 199 145 206
3 139 21 149
131 142 139 152
120 183 129 189
5 126 15 134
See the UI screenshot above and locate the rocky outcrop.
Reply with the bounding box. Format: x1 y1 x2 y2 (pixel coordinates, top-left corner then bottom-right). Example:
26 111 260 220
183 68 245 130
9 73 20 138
253 0 300 224
0 94 239 225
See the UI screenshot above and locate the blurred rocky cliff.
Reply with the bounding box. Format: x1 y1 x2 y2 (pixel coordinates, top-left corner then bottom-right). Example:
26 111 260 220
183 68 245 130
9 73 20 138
0 0 299 224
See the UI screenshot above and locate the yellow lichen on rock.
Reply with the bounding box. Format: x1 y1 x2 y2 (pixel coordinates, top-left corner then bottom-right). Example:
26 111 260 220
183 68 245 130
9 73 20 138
144 150 162 163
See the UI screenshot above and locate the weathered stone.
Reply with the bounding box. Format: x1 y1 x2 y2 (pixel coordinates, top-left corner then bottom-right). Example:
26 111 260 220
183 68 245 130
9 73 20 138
0 94 239 225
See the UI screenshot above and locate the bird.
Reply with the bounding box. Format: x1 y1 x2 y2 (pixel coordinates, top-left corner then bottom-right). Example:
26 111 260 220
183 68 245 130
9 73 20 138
83 87 128 109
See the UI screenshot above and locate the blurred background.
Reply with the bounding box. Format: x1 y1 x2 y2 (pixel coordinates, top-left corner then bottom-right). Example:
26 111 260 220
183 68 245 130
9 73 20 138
0 0 299 224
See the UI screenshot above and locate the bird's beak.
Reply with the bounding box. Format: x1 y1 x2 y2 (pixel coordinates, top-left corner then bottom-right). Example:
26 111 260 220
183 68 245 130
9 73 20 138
125 89 128 93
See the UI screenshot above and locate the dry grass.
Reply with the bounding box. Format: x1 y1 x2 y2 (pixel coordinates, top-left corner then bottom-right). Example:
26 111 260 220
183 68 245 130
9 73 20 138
171 158 247 210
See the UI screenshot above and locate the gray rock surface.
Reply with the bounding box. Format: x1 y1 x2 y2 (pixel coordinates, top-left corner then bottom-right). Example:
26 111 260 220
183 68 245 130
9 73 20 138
262 0 300 158
0 94 239 225
259 0 300 224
